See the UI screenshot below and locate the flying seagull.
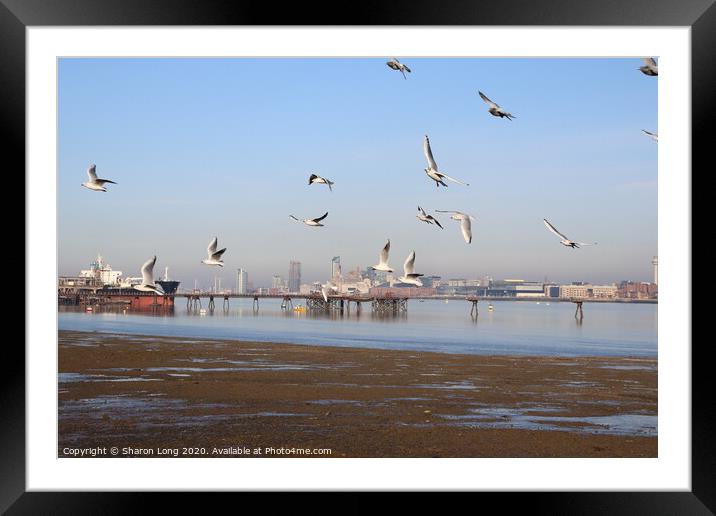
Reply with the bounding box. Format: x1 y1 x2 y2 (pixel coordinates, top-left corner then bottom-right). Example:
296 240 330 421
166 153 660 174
81 164 117 192
289 212 328 227
416 206 443 229
543 219 597 249
639 57 658 76
308 173 334 191
320 280 338 302
397 250 424 287
369 239 394 273
133 256 165 295
423 135 469 188
642 129 658 142
201 236 226 267
436 210 475 243
478 91 516 120
386 58 411 79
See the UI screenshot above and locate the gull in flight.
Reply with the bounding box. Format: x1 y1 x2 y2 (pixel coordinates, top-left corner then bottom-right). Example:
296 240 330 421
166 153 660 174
642 129 658 142
639 58 658 76
369 239 394 273
201 237 226 267
308 173 334 192
320 280 338 302
81 164 117 192
436 210 475 244
133 256 165 295
543 219 597 249
289 212 328 227
423 135 469 188
478 91 516 120
416 206 443 229
397 251 424 287
386 58 411 79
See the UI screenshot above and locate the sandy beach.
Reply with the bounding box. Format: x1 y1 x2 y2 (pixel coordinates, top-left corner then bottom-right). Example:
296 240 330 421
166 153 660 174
58 330 657 458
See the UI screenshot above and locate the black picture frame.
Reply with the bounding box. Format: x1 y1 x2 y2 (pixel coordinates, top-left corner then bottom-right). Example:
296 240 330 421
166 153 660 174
5 0 708 512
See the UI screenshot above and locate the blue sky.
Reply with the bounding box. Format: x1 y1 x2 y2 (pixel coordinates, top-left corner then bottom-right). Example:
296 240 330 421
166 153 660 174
58 58 657 288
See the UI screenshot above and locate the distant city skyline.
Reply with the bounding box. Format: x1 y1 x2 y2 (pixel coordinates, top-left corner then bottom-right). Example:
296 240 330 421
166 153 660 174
65 250 657 292
58 58 656 286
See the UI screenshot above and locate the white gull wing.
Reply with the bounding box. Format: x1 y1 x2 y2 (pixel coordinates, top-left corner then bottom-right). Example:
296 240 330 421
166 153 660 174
418 206 427 217
403 251 416 276
460 217 473 244
207 237 218 257
140 256 157 285
380 239 391 265
87 164 98 181
643 57 657 67
440 173 469 186
435 210 475 220
478 91 499 109
320 280 338 302
423 135 438 171
543 219 569 240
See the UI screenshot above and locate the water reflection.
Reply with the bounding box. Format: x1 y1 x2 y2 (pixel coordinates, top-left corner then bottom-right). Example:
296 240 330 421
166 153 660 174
58 299 658 357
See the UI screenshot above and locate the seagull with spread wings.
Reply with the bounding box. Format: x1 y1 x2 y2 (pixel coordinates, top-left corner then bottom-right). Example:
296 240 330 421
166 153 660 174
386 58 411 79
369 239 394 273
639 57 658 76
543 219 597 249
423 135 469 188
416 206 443 229
478 91 516 120
289 212 328 227
133 256 165 295
308 173 334 191
201 237 227 267
396 250 424 287
436 210 475 244
81 164 117 192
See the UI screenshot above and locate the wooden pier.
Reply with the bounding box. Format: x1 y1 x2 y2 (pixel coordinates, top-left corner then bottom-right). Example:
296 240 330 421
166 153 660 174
61 286 633 320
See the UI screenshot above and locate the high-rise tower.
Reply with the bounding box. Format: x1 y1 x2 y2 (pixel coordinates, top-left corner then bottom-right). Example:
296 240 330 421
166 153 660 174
236 268 248 294
652 256 658 285
289 261 301 293
331 256 341 280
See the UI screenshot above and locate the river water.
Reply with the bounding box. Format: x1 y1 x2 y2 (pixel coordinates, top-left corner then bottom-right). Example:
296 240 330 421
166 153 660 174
58 299 657 358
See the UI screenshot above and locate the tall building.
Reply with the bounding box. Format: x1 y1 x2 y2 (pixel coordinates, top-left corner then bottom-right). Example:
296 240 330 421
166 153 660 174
331 256 341 280
272 275 284 290
288 261 301 293
236 268 248 294
652 256 658 285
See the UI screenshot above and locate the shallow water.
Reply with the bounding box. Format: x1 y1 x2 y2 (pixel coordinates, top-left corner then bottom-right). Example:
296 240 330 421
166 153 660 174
436 407 657 436
58 299 657 357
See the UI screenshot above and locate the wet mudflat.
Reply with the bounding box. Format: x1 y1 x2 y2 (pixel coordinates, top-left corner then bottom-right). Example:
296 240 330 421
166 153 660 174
58 330 657 457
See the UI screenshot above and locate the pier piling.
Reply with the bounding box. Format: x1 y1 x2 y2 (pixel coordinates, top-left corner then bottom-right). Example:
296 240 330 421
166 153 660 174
468 297 479 317
572 300 584 319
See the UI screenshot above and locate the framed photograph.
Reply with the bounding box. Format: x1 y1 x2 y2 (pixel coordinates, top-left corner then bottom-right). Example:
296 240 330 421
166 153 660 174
7 0 709 511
